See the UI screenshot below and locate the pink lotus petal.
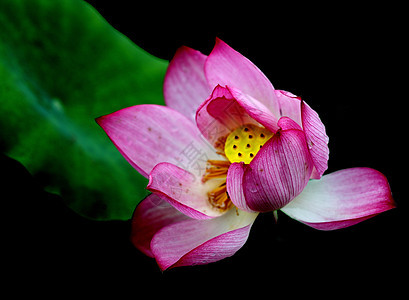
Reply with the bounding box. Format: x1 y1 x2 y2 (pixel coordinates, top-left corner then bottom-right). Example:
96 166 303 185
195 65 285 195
196 85 280 147
243 117 314 212
96 105 214 178
196 85 256 147
301 101 329 179
205 38 279 116
130 194 190 257
151 208 258 270
226 162 256 213
147 162 224 219
275 90 302 126
228 87 280 133
164 46 211 121
281 167 395 230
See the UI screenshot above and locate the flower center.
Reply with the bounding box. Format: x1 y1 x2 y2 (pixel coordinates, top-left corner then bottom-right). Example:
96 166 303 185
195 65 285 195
224 124 273 164
203 124 273 212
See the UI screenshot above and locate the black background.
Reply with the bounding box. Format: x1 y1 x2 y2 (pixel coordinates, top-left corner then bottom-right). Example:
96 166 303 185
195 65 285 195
4 0 406 294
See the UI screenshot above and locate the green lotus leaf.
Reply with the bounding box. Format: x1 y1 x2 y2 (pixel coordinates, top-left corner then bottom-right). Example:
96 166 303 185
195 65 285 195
0 0 168 219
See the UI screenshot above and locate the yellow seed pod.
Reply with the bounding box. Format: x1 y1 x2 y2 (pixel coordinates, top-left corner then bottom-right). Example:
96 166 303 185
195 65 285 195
224 124 273 164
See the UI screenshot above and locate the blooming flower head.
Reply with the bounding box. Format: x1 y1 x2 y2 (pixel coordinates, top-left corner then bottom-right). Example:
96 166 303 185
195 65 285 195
97 38 395 270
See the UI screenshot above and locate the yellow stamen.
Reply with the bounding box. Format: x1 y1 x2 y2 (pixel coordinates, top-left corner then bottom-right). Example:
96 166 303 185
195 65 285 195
202 159 232 211
208 182 233 211
202 159 230 183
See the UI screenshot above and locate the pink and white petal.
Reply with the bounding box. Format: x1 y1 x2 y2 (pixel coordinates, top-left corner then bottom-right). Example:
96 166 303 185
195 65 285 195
205 38 279 115
164 46 211 121
243 117 314 212
96 105 216 178
130 194 190 257
228 87 280 133
196 85 256 147
226 162 256 213
275 90 302 126
281 168 395 230
151 208 258 270
301 101 329 179
147 162 224 219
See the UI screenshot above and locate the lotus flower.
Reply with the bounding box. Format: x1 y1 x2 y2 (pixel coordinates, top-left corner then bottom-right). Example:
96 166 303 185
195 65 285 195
96 38 395 270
